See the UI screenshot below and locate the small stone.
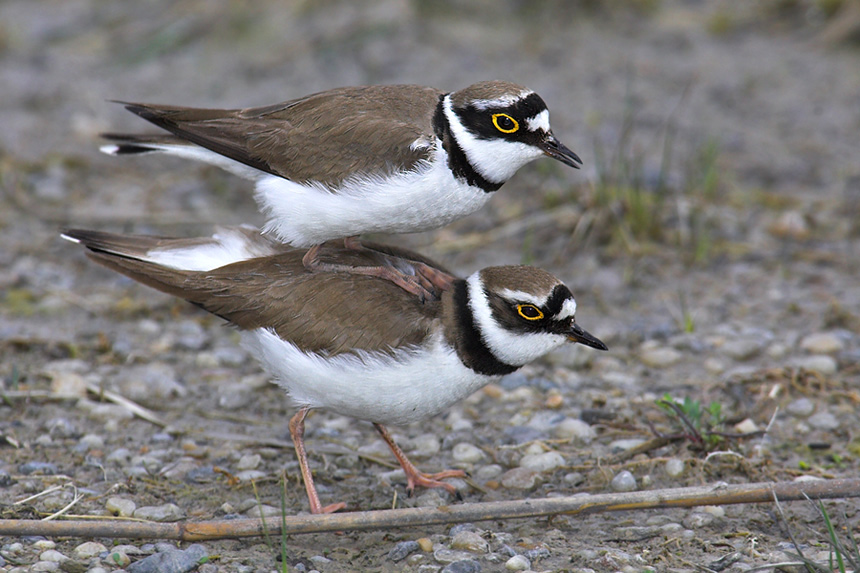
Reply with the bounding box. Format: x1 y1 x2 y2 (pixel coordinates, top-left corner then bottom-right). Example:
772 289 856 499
610 470 637 492
733 418 758 434
791 355 838 374
46 417 80 438
639 346 682 368
786 397 816 418
434 549 475 564
236 469 267 482
683 511 715 529
474 464 503 482
106 496 136 517
218 384 255 410
116 363 186 408
450 531 489 553
30 562 59 572
552 418 596 443
519 451 565 473
700 505 725 518
409 433 441 458
133 503 185 522
76 434 105 452
38 550 67 562
417 538 434 552
769 210 809 240
665 458 685 478
563 471 585 486
451 443 486 464
608 439 646 453
33 540 56 551
48 371 87 397
808 411 840 431
103 549 131 568
800 332 844 354
441 559 482 573
126 544 208 573
388 540 420 562
309 555 331 566
505 554 530 571
73 541 107 560
499 467 540 490
236 454 262 470
703 357 726 374
18 461 59 475
720 339 763 361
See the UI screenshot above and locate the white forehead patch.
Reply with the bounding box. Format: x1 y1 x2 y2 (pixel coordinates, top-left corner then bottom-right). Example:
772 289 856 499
526 109 551 132
470 89 534 111
497 288 550 307
558 297 577 320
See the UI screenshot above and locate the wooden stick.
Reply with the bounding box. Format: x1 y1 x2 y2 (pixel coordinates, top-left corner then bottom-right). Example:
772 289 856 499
1 478 857 541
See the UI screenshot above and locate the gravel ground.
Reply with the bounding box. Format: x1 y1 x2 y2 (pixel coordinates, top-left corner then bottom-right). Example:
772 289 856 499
2 1 860 572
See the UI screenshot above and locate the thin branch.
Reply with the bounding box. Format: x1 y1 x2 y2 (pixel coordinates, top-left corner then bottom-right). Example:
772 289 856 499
1 478 858 541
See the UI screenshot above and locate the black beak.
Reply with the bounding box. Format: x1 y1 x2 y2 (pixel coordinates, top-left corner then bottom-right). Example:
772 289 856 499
540 133 582 169
567 323 608 351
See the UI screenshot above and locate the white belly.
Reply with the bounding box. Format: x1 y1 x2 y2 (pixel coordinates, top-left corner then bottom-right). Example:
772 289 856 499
242 328 496 426
254 149 493 247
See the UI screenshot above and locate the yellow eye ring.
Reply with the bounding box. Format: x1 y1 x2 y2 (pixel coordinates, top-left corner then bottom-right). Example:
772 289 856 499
492 113 519 134
517 304 544 321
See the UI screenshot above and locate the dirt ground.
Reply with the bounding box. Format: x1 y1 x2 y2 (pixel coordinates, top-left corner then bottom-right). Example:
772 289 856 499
2 1 860 572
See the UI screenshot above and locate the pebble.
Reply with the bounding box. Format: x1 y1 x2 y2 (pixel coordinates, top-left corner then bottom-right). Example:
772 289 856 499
127 543 207 573
106 496 136 517
791 355 838 374
73 541 106 560
808 410 840 431
103 549 131 568
18 461 59 475
236 453 262 470
133 503 185 522
519 451 565 473
610 470 637 492
407 433 441 458
683 511 715 529
33 540 55 551
434 549 475 564
733 418 758 434
564 471 585 486
116 363 186 408
450 531 489 553
441 559 482 573
786 397 816 418
452 442 486 464
474 464 503 482
639 345 682 368
38 549 67 562
505 554 530 571
30 562 59 571
236 469 268 482
800 332 844 354
46 417 80 438
217 384 255 410
48 371 88 396
388 540 420 561
75 433 105 452
608 439 646 453
720 339 763 361
552 417 596 443
417 538 434 552
499 468 540 490
665 458 685 477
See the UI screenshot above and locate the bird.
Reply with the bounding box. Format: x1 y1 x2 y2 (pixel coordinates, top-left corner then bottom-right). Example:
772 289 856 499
99 81 582 299
62 226 607 514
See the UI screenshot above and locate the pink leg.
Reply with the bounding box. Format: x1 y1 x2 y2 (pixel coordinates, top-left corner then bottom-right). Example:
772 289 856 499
374 423 466 498
289 407 346 514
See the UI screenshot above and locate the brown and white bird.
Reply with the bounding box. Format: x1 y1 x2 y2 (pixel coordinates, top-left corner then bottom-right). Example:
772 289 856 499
100 81 581 298
62 227 606 513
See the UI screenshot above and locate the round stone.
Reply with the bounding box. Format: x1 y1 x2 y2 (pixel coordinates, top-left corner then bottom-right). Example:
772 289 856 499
665 458 685 478
786 397 816 418
73 541 107 560
452 443 486 464
450 531 489 553
639 346 682 368
800 332 844 354
505 554 531 571
106 496 136 517
500 468 540 490
552 418 596 443
610 470 637 492
519 451 565 473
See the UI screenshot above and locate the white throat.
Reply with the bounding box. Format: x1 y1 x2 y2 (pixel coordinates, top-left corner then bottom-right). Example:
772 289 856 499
443 96 544 185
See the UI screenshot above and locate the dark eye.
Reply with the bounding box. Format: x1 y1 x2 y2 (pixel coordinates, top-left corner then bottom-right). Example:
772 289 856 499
492 113 519 134
516 304 544 321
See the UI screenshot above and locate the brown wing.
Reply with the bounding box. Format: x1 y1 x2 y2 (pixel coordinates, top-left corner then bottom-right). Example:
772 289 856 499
67 230 447 356
118 85 444 188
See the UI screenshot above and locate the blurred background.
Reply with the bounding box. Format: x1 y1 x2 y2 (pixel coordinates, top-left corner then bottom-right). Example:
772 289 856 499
1 0 859 568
